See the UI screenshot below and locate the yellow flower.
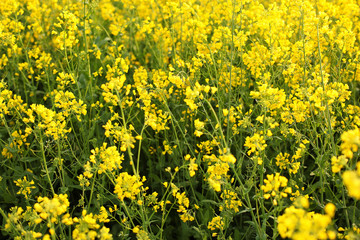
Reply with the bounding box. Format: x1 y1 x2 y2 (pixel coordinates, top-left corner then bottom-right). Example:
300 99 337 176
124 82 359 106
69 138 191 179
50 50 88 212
208 216 224 231
52 90 87 121
278 201 335 240
89 143 123 174
244 133 267 156
219 190 242 213
261 173 291 205
184 155 198 177
219 153 236 164
340 128 360 159
14 176 35 199
72 209 112 240
194 119 205 137
325 203 336 218
206 162 230 192
331 155 348 173
133 226 140 233
53 11 80 50
342 162 360 200
33 194 70 223
250 83 286 113
114 172 145 201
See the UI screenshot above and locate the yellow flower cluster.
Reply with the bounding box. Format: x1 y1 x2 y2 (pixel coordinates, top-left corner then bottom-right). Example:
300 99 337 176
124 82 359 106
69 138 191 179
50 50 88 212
342 162 360 200
53 90 87 121
333 128 360 200
194 118 206 137
28 104 71 140
278 198 336 240
331 155 348 173
250 83 286 114
169 183 194 222
103 117 137 151
4 206 42 238
55 72 75 90
206 161 230 192
340 128 360 159
114 172 146 201
132 67 171 133
219 190 242 213
184 154 198 177
133 226 150 240
72 209 112 240
14 176 36 199
89 143 123 174
2 0 360 238
261 173 292 205
244 132 267 158
3 192 113 239
78 142 123 187
33 194 70 224
338 226 360 239
101 56 129 106
2 128 32 159
275 152 301 174
52 10 80 50
208 216 224 237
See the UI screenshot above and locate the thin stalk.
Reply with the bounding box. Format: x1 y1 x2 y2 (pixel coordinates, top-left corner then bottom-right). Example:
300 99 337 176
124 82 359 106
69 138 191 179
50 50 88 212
226 0 237 144
316 21 335 207
39 136 55 195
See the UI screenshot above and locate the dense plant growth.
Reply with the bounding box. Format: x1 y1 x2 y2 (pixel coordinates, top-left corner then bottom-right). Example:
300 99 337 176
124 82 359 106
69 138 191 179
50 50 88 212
1 0 360 239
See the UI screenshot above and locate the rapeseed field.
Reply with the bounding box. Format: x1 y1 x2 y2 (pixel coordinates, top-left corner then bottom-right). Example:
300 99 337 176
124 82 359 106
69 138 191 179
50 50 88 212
1 0 360 239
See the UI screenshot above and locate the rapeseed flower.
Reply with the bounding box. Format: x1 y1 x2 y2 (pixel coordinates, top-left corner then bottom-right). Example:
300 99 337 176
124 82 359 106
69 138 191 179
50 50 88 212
278 200 336 240
261 173 291 205
114 172 145 201
340 128 360 159
14 176 35 199
342 162 360 200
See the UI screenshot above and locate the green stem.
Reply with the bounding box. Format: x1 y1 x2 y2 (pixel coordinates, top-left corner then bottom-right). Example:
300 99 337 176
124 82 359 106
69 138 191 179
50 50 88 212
39 136 55 195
